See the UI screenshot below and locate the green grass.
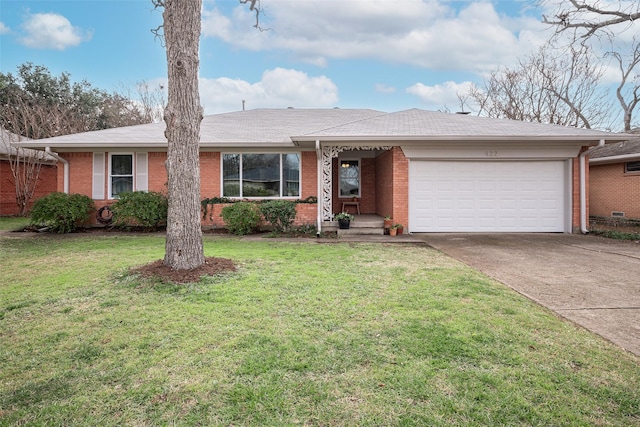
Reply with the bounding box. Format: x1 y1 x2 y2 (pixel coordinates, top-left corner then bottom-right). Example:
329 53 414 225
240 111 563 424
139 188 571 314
591 229 640 241
1 229 639 426
0 216 30 231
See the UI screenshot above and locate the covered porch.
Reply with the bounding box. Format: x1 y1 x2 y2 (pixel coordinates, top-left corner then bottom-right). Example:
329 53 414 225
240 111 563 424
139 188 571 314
316 144 409 234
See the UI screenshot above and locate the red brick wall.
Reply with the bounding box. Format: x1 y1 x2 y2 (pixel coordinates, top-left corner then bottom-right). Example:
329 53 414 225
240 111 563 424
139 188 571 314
63 150 318 228
332 156 377 215
375 149 394 218
391 147 409 228
360 158 376 213
373 147 408 228
571 157 581 231
148 152 168 193
200 151 318 228
300 151 316 199
66 152 94 196
0 159 58 215
590 161 640 219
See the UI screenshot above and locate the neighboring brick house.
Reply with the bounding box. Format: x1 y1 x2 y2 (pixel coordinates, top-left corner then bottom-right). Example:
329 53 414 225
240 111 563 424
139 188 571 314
0 128 57 216
589 138 640 220
15 108 632 233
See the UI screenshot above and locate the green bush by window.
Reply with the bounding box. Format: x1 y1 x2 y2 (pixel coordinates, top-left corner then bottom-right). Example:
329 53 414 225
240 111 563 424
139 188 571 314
220 202 261 235
30 192 94 233
111 191 168 229
260 200 297 232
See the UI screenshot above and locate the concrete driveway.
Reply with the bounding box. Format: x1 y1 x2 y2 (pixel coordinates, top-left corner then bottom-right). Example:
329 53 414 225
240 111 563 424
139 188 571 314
415 233 640 357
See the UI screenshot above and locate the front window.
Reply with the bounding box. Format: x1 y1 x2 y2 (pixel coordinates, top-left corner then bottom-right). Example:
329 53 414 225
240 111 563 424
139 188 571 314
339 159 360 197
110 154 133 198
625 161 640 173
222 153 300 198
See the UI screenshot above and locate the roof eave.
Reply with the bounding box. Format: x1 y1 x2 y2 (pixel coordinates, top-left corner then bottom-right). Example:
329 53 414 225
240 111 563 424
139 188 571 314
590 153 640 164
293 135 626 144
12 142 301 152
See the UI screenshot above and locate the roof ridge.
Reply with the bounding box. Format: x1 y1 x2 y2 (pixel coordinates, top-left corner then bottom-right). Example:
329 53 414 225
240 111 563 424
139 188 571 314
301 110 389 136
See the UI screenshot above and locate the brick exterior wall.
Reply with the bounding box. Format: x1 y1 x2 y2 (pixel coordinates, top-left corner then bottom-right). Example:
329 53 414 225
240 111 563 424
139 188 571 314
148 152 168 193
590 161 640 219
374 147 408 228
375 149 393 218
391 147 409 229
0 159 57 215
572 156 583 231
65 151 319 227
49 147 587 232
332 157 378 216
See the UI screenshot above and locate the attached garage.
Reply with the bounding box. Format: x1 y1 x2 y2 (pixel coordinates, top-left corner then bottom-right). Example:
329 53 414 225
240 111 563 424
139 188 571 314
409 160 570 232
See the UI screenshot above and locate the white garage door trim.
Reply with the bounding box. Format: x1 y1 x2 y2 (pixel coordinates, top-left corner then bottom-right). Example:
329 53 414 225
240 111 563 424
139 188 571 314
409 160 569 233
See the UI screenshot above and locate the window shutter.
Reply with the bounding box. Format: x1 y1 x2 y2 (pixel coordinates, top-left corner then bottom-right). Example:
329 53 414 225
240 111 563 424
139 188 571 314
135 152 148 191
92 152 105 199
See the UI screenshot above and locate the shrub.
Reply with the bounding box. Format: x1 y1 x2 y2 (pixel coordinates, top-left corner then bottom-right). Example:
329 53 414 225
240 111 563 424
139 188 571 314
260 200 297 232
30 192 94 233
220 202 261 235
111 191 168 229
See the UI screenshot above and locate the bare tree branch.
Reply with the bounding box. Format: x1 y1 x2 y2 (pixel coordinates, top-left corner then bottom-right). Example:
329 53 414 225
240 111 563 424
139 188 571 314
0 131 46 216
465 43 611 129
238 0 271 32
608 41 640 131
542 0 640 39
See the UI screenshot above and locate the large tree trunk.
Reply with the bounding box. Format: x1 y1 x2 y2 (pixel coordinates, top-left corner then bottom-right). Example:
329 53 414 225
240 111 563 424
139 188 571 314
162 0 205 270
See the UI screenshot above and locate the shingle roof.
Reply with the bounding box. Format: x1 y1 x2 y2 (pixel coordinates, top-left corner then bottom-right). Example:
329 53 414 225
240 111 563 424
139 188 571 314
589 139 640 161
13 108 634 150
0 128 56 162
297 109 630 140
15 108 385 148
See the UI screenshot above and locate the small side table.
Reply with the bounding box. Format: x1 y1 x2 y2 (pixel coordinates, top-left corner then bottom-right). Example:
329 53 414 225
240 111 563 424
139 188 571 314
341 201 361 214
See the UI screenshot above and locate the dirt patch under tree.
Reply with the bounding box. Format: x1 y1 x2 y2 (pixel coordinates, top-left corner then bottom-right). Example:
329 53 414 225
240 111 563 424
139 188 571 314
130 257 236 284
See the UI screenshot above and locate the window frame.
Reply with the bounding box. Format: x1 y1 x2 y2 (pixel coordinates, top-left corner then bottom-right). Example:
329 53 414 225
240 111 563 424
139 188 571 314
624 161 640 174
338 159 361 198
108 152 134 199
221 152 301 199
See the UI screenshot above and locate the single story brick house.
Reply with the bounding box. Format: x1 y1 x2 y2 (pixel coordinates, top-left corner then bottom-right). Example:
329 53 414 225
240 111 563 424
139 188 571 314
1 128 58 216
589 138 640 220
15 108 633 233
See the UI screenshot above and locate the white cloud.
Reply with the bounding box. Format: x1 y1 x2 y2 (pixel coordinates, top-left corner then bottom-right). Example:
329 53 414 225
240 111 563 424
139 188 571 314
0 22 10 34
375 84 396 94
199 68 339 114
19 13 91 50
407 81 475 110
202 0 547 72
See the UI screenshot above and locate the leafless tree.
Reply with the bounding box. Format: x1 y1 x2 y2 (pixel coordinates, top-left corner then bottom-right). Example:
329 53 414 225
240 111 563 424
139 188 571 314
608 41 640 132
467 43 610 129
541 1 640 131
0 130 46 216
116 80 166 123
542 0 640 40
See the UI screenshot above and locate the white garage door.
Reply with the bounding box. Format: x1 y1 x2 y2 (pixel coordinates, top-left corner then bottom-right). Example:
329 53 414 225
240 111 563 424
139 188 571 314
409 161 567 232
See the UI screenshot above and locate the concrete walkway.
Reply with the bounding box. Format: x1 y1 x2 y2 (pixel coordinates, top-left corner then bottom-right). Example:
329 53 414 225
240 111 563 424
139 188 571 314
414 233 640 357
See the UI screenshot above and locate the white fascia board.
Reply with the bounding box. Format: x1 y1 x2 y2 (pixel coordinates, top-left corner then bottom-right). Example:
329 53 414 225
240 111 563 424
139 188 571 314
589 153 640 164
401 141 582 160
13 141 298 152
293 135 628 144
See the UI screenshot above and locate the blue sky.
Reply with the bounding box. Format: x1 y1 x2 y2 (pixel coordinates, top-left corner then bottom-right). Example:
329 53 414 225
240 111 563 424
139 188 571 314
1 1 553 115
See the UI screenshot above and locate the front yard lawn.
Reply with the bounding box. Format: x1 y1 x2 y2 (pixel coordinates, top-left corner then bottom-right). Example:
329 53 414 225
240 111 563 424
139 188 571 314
1 230 638 426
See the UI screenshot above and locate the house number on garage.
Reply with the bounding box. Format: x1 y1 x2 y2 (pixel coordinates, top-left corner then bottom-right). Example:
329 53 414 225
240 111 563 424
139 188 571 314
485 150 499 157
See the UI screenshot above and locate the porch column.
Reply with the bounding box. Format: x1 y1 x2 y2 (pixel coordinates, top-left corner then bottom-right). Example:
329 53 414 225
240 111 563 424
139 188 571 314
321 145 341 221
